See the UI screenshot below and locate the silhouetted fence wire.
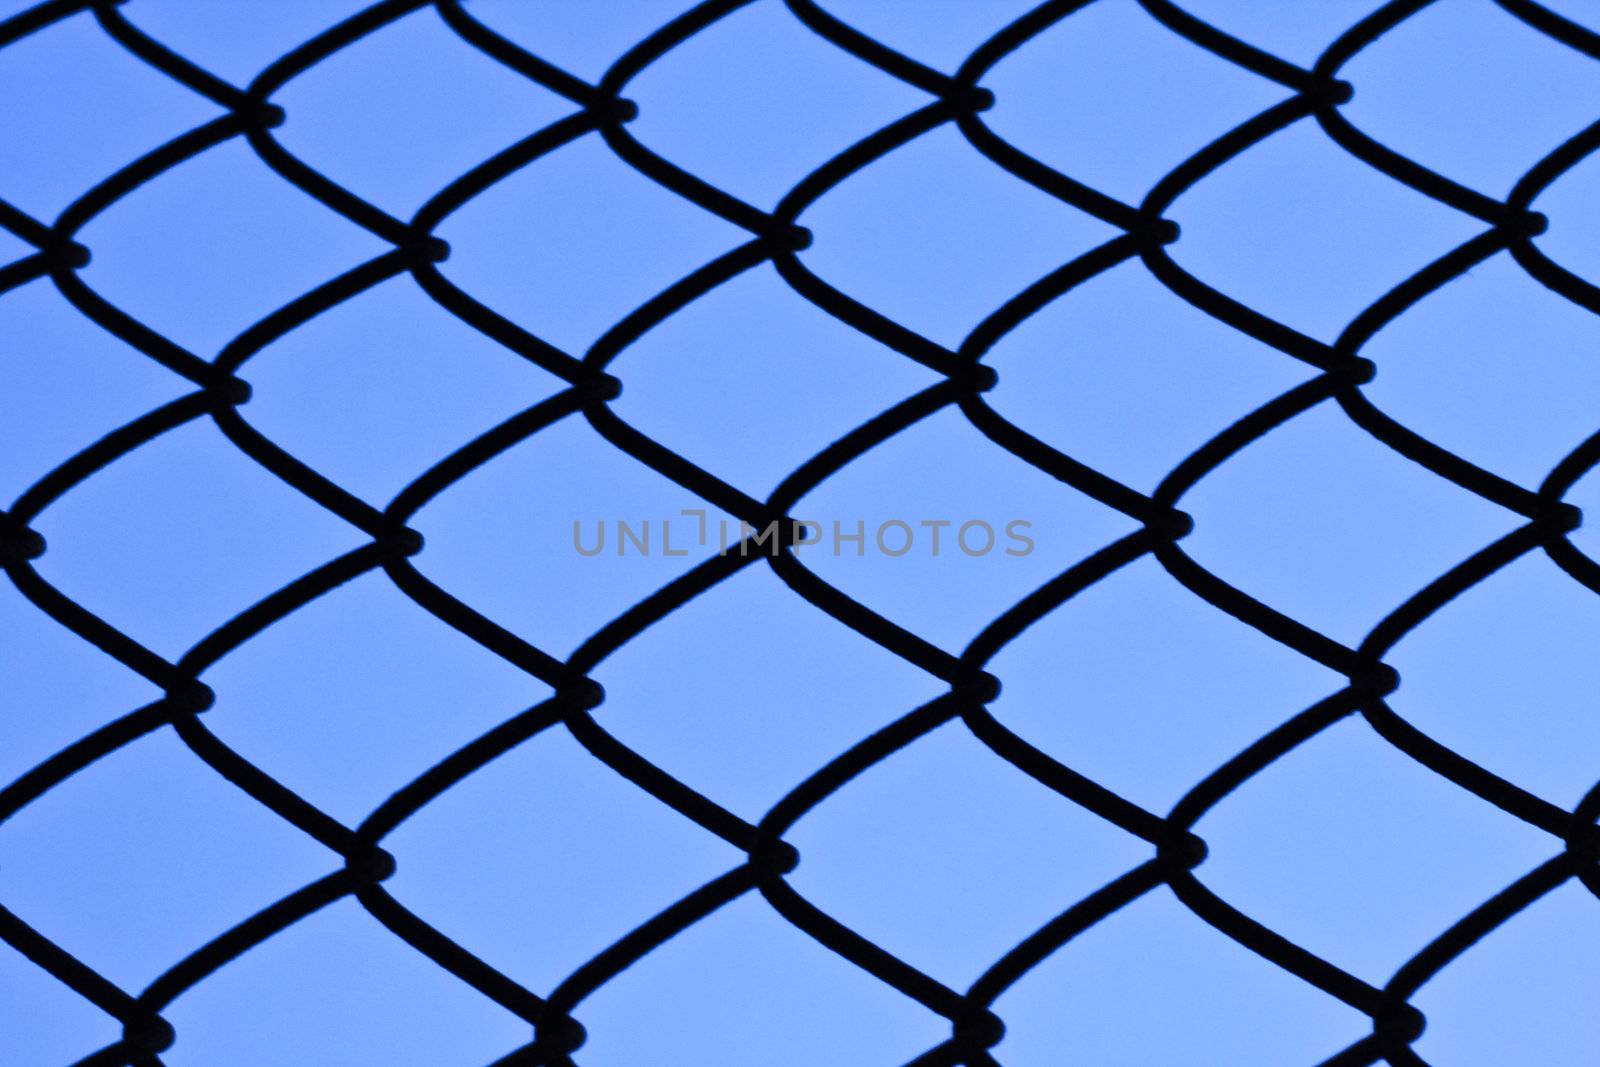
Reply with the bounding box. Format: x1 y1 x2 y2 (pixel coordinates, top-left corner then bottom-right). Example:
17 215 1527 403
4 0 1600 1064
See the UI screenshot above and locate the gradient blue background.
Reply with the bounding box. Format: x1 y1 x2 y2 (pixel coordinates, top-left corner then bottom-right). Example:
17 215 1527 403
4 1 1600 1064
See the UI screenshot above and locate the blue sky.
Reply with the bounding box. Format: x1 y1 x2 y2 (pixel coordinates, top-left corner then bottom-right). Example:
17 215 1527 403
4 1 1600 1065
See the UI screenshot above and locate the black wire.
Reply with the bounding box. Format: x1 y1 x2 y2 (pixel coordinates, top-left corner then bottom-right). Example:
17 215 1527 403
1 1 1598 1065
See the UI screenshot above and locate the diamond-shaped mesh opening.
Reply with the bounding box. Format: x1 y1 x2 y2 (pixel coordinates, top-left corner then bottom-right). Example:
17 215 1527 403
269 7 572 216
161 899 529 1067
796 406 1139 649
385 728 740 994
984 259 1313 491
591 565 946 819
624 1 925 207
1194 718 1553 983
992 890 1367 1065
0 731 333 988
30 419 364 658
239 277 565 504
202 573 554 824
1180 403 1518 644
0 281 184 501
1167 122 1482 342
1387 553 1600 808
608 267 937 497
1362 257 1600 486
1340 0 1600 193
0 579 159 788
799 125 1119 347
787 722 1150 985
983 0 1285 201
0 10 217 215
75 139 387 357
411 416 737 656
435 134 746 355
986 555 1341 811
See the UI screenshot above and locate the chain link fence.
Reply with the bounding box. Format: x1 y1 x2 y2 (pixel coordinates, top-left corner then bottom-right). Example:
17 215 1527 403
4 0 1600 1063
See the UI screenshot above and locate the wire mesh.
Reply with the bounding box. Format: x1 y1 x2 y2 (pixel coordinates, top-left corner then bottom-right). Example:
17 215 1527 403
3 0 1600 1064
